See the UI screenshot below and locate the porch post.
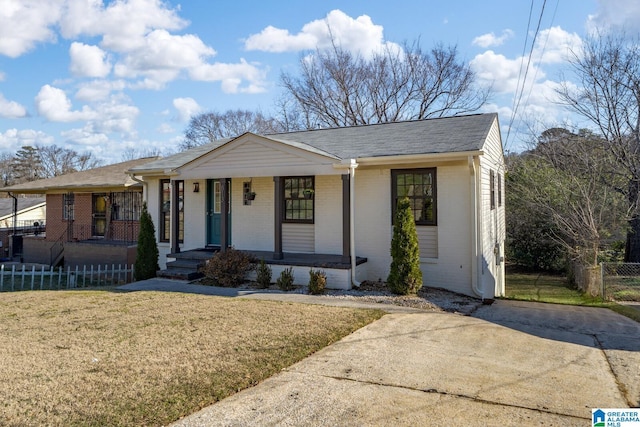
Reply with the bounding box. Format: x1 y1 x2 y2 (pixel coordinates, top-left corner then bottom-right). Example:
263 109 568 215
220 178 229 253
342 174 351 263
171 180 180 254
273 176 283 260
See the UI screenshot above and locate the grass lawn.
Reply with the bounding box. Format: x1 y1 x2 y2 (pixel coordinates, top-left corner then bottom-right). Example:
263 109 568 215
505 272 640 322
0 289 384 427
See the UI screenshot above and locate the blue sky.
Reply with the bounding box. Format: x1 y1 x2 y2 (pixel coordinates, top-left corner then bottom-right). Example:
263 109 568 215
0 0 638 162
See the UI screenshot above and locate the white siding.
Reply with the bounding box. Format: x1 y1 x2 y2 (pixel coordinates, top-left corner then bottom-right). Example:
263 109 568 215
232 177 274 252
282 223 314 252
416 226 437 258
182 179 207 249
354 168 392 282
143 177 170 269
478 117 506 297
314 175 343 254
353 163 473 295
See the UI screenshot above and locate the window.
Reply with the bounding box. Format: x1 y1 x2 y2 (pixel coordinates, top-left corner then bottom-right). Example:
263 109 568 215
110 192 142 220
283 176 314 223
63 193 74 220
498 173 502 207
490 170 496 210
392 169 437 225
160 180 184 242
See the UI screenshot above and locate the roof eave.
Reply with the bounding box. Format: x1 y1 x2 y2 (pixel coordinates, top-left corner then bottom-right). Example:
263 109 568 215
356 150 484 166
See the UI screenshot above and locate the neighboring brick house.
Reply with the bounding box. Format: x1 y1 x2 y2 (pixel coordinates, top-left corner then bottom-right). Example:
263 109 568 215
1 157 157 268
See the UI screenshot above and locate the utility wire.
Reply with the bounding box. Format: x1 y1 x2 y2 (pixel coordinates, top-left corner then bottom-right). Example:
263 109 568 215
505 0 547 152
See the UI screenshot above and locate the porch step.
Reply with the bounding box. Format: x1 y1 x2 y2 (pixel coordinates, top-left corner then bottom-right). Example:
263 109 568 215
157 248 217 281
156 267 203 281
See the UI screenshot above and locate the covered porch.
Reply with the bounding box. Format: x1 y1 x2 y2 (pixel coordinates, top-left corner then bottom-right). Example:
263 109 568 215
161 248 368 289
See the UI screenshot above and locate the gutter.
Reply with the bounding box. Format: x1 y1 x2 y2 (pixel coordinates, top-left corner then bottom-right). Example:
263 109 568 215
468 156 484 299
357 150 483 167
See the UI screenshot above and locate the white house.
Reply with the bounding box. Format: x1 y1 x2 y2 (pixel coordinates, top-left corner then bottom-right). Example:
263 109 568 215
128 113 506 299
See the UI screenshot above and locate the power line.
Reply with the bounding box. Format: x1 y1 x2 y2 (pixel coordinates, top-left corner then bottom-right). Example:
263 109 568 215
505 0 548 152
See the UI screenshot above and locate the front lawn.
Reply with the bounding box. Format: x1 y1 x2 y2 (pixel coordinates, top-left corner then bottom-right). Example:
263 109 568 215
0 290 383 426
505 272 640 322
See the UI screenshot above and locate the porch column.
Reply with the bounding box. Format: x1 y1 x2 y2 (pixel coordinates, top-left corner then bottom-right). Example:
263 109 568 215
171 180 180 254
220 178 229 253
342 174 351 263
273 176 283 260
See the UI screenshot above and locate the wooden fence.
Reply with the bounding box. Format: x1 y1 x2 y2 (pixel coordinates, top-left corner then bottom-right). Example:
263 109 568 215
0 264 134 292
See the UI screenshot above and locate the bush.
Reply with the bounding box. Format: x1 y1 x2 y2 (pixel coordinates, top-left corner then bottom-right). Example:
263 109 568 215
308 269 326 295
202 248 256 287
134 202 159 281
255 259 272 289
387 197 423 295
276 267 295 291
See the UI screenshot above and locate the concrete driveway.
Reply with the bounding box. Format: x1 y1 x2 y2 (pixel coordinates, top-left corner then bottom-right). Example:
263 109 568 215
170 298 640 426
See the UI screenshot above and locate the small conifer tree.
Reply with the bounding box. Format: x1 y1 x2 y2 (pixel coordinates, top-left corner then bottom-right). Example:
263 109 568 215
134 202 159 281
387 197 423 294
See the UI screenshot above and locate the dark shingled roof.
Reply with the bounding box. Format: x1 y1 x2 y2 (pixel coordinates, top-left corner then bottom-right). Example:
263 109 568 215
270 113 497 159
0 157 158 193
128 113 498 173
0 197 45 218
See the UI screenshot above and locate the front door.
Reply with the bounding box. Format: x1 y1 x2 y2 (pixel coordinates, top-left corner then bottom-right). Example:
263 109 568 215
92 194 107 237
206 179 231 246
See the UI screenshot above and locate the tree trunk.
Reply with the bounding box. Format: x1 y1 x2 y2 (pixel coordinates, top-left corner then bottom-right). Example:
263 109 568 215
626 216 640 262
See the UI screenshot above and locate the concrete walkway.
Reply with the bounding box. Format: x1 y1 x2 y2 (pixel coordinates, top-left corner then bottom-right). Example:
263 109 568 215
119 279 640 426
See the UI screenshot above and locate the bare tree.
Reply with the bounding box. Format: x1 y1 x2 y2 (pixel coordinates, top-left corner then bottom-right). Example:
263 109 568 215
120 147 164 162
36 144 102 178
181 110 285 149
556 32 640 261
280 41 490 128
508 129 625 267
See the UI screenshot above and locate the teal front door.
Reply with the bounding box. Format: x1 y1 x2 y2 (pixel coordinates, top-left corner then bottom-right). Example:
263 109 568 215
207 179 231 246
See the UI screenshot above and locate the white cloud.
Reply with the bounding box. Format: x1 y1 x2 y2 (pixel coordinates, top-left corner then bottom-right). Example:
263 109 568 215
0 94 28 118
157 123 174 134
60 0 188 52
173 97 200 122
533 27 582 64
0 128 54 150
75 80 127 102
190 59 268 93
113 29 216 86
470 50 541 94
35 85 98 122
587 0 640 33
61 125 110 146
69 42 111 77
0 0 62 57
472 29 514 48
245 9 399 57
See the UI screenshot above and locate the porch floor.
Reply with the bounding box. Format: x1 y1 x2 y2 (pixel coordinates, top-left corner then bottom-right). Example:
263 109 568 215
175 247 367 270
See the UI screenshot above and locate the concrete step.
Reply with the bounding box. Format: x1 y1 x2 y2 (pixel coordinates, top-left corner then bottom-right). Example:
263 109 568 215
157 268 203 281
167 258 205 270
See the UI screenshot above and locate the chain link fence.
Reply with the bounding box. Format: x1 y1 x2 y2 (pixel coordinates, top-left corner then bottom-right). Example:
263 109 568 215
601 262 640 302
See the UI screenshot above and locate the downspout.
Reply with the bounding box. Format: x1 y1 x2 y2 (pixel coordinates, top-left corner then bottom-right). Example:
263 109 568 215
468 156 484 299
127 174 148 203
8 192 17 235
349 159 360 288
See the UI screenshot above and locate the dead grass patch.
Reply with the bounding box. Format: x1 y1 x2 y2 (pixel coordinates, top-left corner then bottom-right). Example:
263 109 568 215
0 290 383 426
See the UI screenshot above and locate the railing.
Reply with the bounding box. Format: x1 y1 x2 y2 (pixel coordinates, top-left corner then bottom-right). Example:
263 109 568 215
6 220 46 236
70 222 140 244
0 263 135 291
